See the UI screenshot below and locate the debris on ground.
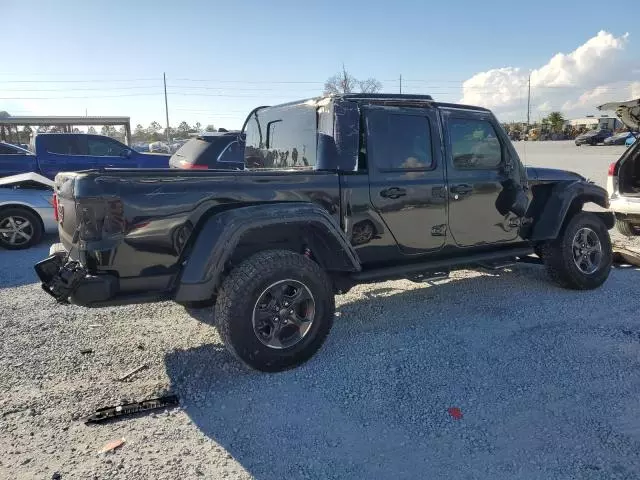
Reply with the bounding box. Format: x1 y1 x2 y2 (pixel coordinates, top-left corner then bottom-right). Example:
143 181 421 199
117 363 148 382
85 395 180 424
98 438 125 454
447 407 463 420
79 348 93 355
51 472 62 480
612 246 640 267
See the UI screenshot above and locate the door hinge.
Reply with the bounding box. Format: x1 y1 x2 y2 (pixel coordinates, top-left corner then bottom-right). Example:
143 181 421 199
431 224 447 236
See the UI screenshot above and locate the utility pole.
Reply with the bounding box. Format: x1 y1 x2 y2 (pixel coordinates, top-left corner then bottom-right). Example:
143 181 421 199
526 72 531 129
399 74 402 94
163 72 170 144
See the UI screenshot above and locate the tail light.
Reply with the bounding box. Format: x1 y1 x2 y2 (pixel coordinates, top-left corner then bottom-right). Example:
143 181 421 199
52 194 59 222
608 162 617 177
179 160 208 170
77 198 125 242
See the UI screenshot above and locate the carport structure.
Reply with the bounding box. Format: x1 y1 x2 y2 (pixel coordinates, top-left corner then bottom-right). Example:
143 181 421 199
0 116 132 145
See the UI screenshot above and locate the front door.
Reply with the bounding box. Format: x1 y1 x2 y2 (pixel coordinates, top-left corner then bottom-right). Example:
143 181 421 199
85 135 137 169
443 110 521 247
366 106 447 255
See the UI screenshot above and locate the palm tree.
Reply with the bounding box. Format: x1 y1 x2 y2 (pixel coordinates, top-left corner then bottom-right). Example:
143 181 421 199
545 112 566 133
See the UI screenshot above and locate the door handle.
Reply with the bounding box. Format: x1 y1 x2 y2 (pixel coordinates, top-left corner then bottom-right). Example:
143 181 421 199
450 184 473 195
380 187 407 199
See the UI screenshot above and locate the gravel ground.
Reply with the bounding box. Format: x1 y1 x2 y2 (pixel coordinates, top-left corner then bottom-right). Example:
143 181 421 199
1 142 640 480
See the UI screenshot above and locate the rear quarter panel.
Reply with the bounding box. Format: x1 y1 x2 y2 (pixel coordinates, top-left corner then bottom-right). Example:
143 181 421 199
71 170 341 288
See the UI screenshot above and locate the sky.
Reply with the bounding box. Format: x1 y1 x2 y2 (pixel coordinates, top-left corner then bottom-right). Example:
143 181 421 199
2 0 639 130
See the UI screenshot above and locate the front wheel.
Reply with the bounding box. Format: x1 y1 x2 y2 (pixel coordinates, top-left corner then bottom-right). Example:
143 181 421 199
543 212 612 290
215 250 335 372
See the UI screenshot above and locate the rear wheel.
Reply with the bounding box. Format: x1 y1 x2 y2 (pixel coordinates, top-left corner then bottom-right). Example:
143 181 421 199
215 250 335 372
543 212 612 290
0 207 43 250
615 217 640 236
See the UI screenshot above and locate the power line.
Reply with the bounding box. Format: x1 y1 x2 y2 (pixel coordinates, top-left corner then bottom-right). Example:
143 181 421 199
0 93 163 100
0 78 158 84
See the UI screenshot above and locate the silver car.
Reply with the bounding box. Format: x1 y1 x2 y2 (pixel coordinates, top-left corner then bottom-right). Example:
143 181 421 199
0 173 57 249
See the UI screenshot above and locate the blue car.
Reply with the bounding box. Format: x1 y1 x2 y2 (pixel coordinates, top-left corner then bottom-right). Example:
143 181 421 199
0 134 171 179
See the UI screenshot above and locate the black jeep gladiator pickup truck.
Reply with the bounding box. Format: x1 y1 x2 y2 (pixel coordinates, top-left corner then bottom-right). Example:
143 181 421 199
36 94 614 371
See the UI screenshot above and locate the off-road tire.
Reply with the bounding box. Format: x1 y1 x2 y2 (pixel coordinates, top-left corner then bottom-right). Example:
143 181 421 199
0 207 43 250
615 217 640 237
215 250 335 372
543 212 612 290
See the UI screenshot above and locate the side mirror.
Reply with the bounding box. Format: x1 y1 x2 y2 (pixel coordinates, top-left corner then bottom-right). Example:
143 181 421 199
120 149 132 158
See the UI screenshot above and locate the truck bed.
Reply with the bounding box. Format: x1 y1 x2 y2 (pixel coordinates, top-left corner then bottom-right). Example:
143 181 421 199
54 168 341 295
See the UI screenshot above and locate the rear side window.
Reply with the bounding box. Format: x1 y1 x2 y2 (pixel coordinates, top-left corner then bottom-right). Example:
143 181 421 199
244 106 317 169
366 112 434 171
218 140 243 163
44 136 86 155
449 119 502 169
87 137 127 156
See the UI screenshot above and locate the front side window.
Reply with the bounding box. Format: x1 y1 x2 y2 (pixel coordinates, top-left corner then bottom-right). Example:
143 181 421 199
449 118 502 169
87 137 127 156
367 111 433 171
45 136 85 155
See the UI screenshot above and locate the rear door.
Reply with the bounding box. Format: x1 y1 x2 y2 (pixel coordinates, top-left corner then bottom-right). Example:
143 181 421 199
365 105 447 255
442 109 520 247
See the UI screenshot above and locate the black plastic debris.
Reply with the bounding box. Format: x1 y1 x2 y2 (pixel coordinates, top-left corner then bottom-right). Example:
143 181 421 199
84 395 179 424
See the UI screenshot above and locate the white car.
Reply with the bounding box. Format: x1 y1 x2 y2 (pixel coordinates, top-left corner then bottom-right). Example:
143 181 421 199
599 99 640 236
0 173 58 249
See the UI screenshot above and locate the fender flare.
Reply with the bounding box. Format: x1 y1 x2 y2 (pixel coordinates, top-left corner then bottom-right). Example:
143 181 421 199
528 181 613 241
174 203 361 302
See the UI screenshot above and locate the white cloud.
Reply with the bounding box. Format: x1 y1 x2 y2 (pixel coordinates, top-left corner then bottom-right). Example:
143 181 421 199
460 31 636 120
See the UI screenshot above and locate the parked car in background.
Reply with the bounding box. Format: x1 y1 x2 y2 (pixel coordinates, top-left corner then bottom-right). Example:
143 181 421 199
169 131 245 170
149 141 170 154
0 133 171 179
0 172 57 249
600 98 640 236
131 142 150 153
574 129 613 146
604 131 638 145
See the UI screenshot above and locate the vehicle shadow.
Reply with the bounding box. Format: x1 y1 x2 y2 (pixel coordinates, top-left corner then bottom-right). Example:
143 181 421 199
165 264 640 479
0 238 55 289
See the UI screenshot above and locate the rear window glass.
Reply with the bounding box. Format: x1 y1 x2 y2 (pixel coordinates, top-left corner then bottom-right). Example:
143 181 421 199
171 136 238 167
244 105 316 169
172 138 211 165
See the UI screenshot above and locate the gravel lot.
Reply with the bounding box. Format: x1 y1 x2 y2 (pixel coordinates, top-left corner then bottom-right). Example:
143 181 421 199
1 141 640 480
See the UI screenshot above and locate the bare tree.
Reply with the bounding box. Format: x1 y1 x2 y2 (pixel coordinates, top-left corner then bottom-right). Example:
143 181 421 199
324 65 360 94
358 77 383 94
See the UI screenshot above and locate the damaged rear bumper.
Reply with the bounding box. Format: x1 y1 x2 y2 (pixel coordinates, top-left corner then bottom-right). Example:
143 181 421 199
34 243 119 306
